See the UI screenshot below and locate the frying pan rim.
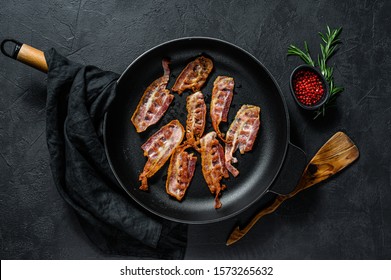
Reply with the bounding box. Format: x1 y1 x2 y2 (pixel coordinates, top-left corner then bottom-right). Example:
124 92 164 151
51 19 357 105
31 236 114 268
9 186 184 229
103 36 290 224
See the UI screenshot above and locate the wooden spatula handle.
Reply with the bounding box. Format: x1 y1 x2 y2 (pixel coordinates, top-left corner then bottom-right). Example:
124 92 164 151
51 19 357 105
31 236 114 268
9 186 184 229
227 195 288 245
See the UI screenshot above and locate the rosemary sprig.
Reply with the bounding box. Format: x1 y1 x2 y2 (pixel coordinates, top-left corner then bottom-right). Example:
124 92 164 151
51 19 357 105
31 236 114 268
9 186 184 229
288 26 344 119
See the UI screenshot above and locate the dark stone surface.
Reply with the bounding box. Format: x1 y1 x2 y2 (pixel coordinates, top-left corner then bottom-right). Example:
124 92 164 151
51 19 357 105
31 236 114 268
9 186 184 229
1 0 390 259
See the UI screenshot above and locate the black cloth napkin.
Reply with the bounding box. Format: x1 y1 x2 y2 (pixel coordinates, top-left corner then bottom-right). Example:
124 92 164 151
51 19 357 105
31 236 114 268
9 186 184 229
44 49 188 259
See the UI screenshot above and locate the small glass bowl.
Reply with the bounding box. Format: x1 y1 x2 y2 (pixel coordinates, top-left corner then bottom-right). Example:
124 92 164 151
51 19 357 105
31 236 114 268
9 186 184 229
289 64 329 110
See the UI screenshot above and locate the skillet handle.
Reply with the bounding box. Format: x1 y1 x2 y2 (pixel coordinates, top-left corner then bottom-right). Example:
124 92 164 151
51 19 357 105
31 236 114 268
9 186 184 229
268 142 306 195
1 39 48 73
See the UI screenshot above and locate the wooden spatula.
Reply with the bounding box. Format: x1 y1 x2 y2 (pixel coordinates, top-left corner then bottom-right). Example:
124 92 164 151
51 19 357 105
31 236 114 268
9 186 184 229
226 131 359 246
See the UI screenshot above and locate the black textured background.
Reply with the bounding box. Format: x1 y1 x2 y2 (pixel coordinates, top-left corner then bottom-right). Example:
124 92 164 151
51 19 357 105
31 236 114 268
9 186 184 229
1 0 390 259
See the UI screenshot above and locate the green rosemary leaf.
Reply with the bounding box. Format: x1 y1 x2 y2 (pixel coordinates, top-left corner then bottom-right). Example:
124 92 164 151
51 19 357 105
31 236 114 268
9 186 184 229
304 41 311 54
319 32 327 44
320 44 325 57
287 43 315 66
327 46 338 61
329 79 335 89
327 67 334 79
331 86 344 96
334 27 342 38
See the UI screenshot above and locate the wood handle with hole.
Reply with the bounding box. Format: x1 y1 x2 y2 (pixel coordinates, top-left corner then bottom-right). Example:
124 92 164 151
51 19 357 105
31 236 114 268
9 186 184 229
1 39 48 73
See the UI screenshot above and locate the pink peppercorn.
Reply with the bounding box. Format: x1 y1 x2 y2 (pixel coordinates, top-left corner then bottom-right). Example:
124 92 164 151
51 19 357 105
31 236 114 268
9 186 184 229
293 70 325 106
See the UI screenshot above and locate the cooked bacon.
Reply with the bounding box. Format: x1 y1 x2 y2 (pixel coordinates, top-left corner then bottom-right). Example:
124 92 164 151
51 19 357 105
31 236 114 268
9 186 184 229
185 91 206 147
139 120 184 191
131 59 174 132
225 105 261 177
166 145 197 201
210 76 234 141
172 56 213 94
200 131 229 209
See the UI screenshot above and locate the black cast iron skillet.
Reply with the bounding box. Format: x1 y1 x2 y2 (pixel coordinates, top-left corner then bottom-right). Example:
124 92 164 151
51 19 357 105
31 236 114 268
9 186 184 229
1 37 305 224
103 37 306 224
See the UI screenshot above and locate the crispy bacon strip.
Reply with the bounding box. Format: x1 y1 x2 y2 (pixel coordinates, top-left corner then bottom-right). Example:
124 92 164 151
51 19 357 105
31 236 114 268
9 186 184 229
210 76 234 141
200 132 229 209
131 59 173 132
172 56 213 94
225 105 261 177
139 120 184 191
166 145 197 201
185 91 206 147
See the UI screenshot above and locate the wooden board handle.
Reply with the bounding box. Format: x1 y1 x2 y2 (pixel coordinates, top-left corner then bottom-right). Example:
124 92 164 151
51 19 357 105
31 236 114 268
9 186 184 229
1 39 48 73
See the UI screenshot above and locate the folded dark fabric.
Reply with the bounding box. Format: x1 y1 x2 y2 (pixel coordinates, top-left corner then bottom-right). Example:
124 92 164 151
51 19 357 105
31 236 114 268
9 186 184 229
44 48 187 259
